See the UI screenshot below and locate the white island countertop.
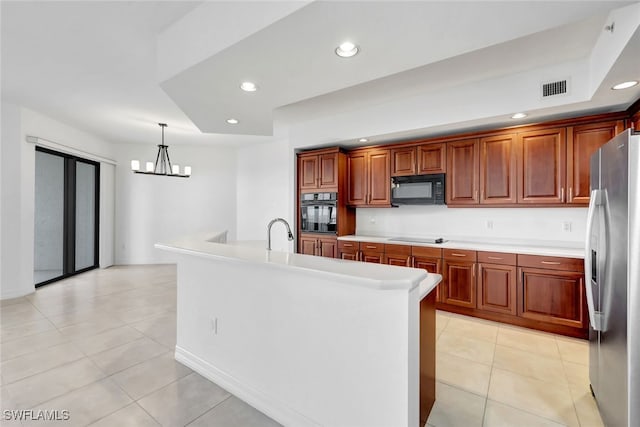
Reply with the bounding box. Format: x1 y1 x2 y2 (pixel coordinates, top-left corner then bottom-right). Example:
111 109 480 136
156 231 440 293
338 235 585 259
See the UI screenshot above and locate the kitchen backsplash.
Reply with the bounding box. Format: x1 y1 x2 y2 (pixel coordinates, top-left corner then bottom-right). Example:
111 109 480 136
356 205 588 244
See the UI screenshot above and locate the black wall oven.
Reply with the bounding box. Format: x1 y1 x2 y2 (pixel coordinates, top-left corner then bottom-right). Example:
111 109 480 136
300 192 337 234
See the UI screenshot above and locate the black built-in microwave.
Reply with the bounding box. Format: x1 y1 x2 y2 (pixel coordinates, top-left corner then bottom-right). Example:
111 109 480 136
391 174 445 205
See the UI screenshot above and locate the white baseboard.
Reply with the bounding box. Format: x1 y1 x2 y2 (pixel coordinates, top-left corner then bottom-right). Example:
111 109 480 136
174 346 322 427
0 287 33 300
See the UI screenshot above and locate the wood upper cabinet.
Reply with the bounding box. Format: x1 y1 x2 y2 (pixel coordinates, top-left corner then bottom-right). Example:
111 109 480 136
446 139 479 205
517 127 566 204
391 143 446 176
567 120 624 204
442 249 477 308
347 149 391 207
480 134 517 204
299 234 337 258
298 150 339 192
477 252 517 315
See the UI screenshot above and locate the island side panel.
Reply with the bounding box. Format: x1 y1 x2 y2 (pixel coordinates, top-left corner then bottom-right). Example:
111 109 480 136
173 253 417 427
420 289 437 425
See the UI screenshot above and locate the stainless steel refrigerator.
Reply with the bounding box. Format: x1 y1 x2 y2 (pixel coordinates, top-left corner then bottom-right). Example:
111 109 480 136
586 129 640 427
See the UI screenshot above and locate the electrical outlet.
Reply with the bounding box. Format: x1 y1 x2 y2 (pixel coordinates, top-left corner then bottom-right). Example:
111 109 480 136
562 221 572 232
485 220 494 230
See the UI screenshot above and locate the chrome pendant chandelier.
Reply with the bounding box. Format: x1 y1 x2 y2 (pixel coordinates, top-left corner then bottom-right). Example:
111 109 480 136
130 123 191 177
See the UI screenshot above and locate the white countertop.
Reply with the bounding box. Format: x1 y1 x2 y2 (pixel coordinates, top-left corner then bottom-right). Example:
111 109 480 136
337 235 585 259
156 231 441 293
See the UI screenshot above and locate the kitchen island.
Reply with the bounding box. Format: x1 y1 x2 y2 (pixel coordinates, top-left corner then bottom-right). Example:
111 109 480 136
156 231 441 427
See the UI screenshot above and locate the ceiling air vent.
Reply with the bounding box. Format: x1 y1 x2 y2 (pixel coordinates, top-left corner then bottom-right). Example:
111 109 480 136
542 80 568 97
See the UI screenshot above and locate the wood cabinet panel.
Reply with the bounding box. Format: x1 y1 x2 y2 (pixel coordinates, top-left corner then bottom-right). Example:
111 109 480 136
368 150 391 205
337 241 358 251
299 235 317 256
299 234 336 258
361 252 384 263
339 250 359 261
517 254 584 272
412 246 442 258
447 139 479 205
414 256 443 302
480 134 517 204
318 153 339 189
477 251 517 265
418 143 446 174
347 151 367 205
443 260 476 308
519 267 586 328
319 237 337 258
517 128 566 204
384 254 411 266
567 120 624 204
391 147 416 176
443 249 477 261
478 263 517 315
299 156 318 191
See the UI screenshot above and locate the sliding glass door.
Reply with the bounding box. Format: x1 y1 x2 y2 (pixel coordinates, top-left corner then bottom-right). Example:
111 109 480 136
34 147 99 287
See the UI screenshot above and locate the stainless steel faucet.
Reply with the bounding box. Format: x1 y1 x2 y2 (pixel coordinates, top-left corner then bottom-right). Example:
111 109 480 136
267 218 294 250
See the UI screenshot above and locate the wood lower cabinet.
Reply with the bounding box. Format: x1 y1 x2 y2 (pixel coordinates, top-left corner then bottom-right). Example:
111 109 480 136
360 242 384 263
442 249 477 309
413 246 443 302
447 139 479 205
299 234 337 258
519 267 586 329
337 240 359 260
567 120 624 204
477 251 517 315
517 127 566 204
384 244 412 266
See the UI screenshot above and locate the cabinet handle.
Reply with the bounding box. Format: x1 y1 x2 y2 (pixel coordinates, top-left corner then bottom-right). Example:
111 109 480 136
365 245 377 249
475 190 478 200
561 187 565 202
481 190 485 201
472 264 476 278
450 253 467 257
541 261 561 265
569 187 573 201
343 243 353 247
487 256 503 260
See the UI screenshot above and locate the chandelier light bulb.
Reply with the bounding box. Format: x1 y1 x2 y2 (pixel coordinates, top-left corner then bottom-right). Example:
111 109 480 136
172 165 180 175
131 160 140 171
184 166 192 176
146 162 154 172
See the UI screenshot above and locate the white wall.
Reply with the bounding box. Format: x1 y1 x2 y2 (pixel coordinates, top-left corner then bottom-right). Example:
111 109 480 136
1 104 116 299
356 205 587 244
114 143 237 264
236 139 294 252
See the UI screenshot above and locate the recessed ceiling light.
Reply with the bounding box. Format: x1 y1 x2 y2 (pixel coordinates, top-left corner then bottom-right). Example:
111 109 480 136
226 118 239 124
359 138 368 143
612 80 638 90
511 112 527 119
240 81 257 92
335 41 359 58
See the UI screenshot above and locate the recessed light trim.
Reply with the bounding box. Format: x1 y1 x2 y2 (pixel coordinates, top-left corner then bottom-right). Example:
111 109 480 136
240 81 257 92
511 112 527 119
335 41 359 58
612 80 638 90
226 118 239 124
359 138 368 143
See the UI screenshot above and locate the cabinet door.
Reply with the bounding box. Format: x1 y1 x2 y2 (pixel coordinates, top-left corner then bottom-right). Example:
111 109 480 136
567 120 624 204
347 151 367 206
443 260 476 308
478 263 516 315
385 254 411 266
299 235 317 255
414 256 443 302
299 155 318 191
318 153 339 190
368 150 391 205
318 237 337 258
391 147 416 176
517 128 566 204
417 143 446 174
480 134 516 204
446 139 479 205
518 267 586 328
338 250 359 261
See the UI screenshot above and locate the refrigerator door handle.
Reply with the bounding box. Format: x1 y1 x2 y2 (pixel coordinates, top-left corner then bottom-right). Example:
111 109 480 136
585 189 603 331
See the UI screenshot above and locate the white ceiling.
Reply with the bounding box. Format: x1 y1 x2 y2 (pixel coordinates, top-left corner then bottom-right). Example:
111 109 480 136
2 1 640 148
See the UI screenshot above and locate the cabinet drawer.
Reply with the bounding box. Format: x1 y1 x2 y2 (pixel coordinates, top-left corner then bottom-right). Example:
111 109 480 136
478 251 516 265
517 254 584 272
360 242 385 252
412 246 442 258
384 244 411 256
338 241 359 251
443 249 477 261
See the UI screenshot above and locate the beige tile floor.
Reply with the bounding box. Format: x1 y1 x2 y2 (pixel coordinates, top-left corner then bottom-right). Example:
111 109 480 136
0 265 603 427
